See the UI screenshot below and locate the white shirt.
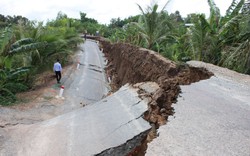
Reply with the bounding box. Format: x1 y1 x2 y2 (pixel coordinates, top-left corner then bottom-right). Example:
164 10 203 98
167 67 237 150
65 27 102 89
53 62 62 72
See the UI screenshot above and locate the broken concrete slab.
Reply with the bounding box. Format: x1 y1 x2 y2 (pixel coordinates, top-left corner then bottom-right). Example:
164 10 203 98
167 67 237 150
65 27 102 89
146 63 250 156
1 83 160 156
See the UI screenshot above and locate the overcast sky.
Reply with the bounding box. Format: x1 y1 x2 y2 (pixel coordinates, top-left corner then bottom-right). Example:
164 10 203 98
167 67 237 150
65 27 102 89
0 0 232 24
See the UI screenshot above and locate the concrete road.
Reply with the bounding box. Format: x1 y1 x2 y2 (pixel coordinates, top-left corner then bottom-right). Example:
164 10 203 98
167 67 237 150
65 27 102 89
0 40 153 156
146 61 250 156
1 84 153 156
59 39 110 112
0 40 109 127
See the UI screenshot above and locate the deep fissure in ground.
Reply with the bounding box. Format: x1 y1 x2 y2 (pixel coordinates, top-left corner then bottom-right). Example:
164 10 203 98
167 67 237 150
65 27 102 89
94 37 213 156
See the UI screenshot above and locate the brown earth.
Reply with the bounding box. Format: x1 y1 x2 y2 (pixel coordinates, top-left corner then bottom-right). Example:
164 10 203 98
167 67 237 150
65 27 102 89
7 38 212 128
96 37 213 127
90 37 213 155
14 64 74 110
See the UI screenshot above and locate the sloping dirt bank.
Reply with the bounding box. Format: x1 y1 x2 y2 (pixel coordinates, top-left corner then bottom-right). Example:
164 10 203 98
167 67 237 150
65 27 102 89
97 37 212 125
91 37 213 155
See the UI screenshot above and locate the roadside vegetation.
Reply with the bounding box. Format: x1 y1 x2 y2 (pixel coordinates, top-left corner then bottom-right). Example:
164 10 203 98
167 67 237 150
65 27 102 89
0 12 83 105
106 0 250 75
0 0 249 105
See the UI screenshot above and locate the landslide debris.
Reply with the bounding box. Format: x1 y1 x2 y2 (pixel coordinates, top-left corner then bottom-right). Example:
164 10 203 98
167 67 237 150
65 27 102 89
98 37 212 125
94 37 213 155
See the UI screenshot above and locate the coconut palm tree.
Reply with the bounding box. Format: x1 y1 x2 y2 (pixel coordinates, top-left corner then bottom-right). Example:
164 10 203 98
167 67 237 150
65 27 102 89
133 2 173 50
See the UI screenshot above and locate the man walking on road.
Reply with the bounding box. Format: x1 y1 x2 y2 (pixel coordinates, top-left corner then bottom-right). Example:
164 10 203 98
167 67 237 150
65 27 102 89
53 59 62 84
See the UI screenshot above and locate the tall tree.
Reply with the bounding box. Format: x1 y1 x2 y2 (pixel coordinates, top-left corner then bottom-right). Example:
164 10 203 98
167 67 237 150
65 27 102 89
133 2 173 50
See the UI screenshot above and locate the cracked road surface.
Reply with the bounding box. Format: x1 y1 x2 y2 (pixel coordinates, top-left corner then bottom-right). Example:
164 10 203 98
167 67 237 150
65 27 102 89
2 84 151 156
146 61 250 156
0 40 152 155
60 39 109 112
0 39 109 126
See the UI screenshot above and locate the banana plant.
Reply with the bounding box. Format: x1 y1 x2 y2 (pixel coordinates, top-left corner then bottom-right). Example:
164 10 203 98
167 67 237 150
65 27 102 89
220 14 250 73
187 0 245 64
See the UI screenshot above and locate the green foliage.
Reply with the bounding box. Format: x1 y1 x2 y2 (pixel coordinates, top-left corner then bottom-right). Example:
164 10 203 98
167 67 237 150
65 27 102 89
0 12 83 105
0 0 249 105
186 0 246 65
80 12 98 24
109 18 126 28
78 12 102 35
221 40 250 73
220 12 250 73
208 0 221 32
188 14 211 61
0 26 15 56
9 40 47 55
133 3 173 50
0 67 29 105
106 0 249 74
0 14 29 28
225 0 245 19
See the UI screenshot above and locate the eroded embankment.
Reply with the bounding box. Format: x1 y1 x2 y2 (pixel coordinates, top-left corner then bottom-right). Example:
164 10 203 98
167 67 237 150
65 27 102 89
94 37 213 155
98 38 212 125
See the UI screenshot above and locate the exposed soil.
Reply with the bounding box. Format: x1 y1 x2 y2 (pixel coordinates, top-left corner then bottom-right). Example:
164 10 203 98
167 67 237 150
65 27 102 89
97 37 212 126
1 37 214 155
14 64 74 109
0 62 79 132
93 36 213 155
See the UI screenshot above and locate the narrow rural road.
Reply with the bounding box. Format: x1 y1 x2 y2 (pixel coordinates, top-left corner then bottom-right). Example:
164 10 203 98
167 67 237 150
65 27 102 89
0 39 152 155
0 39 109 126
60 39 109 112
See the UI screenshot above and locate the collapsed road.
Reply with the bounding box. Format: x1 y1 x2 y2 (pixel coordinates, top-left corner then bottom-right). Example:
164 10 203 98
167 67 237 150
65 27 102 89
97 37 250 156
0 39 179 155
0 39 112 155
146 61 250 156
1 83 158 155
1 37 250 156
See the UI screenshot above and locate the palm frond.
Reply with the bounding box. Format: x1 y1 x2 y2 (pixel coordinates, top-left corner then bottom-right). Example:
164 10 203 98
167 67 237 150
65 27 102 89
0 87 16 105
225 0 245 18
3 82 28 93
208 0 221 29
238 31 250 41
161 0 172 12
0 26 15 55
8 67 30 78
221 39 250 73
9 42 47 55
219 15 242 35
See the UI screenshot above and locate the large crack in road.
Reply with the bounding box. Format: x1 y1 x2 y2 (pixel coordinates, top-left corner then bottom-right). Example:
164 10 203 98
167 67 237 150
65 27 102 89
1 37 248 156
0 38 213 156
92 37 214 155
